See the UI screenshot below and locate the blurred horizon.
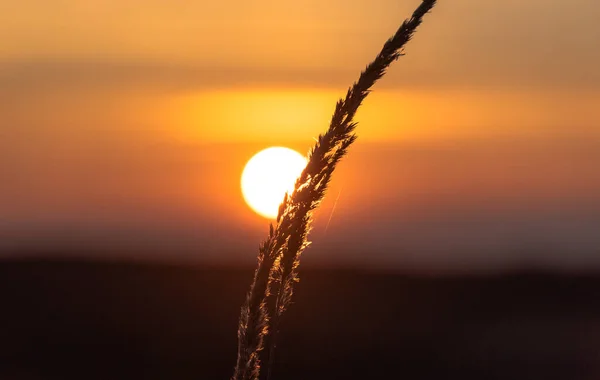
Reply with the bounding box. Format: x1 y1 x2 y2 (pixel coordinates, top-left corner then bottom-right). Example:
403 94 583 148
1 0 599 273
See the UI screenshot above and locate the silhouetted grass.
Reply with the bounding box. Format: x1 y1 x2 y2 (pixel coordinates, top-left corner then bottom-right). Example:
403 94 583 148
233 1 437 379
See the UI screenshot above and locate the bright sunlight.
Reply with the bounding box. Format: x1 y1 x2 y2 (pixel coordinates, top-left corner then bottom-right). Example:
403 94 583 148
241 147 307 219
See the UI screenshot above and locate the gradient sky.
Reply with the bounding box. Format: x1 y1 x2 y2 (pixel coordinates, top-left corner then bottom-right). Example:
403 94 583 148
1 0 599 272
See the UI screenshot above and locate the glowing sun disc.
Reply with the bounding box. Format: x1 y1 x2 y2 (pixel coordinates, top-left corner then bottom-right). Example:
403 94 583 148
241 147 307 219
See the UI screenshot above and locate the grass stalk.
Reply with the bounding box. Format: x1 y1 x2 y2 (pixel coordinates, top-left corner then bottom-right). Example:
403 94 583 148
232 1 437 379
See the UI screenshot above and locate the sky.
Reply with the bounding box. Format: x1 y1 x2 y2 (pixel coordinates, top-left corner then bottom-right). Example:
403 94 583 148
1 0 599 272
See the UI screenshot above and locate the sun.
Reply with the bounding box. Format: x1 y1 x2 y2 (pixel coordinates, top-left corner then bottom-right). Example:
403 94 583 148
241 147 307 219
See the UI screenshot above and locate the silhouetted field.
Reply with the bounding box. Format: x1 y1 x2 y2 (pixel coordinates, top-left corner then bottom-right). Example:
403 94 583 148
1 258 600 379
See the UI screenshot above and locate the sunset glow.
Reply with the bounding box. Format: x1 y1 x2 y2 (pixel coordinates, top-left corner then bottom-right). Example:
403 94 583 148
241 147 307 219
1 0 599 268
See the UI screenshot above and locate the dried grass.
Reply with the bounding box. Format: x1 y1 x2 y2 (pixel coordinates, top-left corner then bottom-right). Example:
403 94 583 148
232 1 437 379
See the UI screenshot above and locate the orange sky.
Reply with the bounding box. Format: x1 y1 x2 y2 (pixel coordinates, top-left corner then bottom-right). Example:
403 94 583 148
2 0 600 143
1 0 599 271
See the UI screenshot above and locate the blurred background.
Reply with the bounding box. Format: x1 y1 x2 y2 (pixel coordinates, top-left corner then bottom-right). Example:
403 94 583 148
1 0 599 378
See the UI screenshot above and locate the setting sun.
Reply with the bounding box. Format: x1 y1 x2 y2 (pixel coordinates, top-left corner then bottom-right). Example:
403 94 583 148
241 147 307 219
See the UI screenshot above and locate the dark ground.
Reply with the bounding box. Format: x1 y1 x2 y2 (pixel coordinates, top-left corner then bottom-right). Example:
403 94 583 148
1 259 600 379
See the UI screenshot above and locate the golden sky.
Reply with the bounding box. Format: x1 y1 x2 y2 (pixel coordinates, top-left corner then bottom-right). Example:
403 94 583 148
1 0 600 270
2 0 600 143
